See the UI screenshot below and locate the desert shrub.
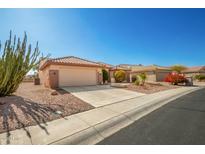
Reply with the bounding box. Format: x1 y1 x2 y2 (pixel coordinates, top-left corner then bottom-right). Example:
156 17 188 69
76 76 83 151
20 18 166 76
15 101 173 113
114 70 126 82
194 74 205 81
0 31 40 96
164 72 187 85
134 73 147 86
102 69 109 83
138 73 147 85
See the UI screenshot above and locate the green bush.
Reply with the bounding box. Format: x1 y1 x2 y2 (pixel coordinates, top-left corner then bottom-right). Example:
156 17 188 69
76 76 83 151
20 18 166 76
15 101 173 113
114 70 126 82
139 73 147 85
134 73 147 86
0 31 40 96
102 69 109 83
195 74 205 81
134 77 140 85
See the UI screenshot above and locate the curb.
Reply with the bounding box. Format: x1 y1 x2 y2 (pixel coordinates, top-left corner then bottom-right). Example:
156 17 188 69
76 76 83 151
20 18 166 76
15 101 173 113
51 87 202 145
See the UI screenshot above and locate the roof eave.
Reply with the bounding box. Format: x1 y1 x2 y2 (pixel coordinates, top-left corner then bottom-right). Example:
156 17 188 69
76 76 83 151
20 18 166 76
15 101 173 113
39 61 102 70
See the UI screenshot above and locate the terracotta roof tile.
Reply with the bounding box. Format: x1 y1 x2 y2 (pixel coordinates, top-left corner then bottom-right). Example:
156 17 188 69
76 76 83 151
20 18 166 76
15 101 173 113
39 56 101 70
97 62 114 68
131 65 171 73
50 56 100 65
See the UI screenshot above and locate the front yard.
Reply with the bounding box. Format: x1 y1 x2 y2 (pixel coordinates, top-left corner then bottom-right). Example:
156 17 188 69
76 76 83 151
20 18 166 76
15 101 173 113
0 82 94 134
0 81 179 135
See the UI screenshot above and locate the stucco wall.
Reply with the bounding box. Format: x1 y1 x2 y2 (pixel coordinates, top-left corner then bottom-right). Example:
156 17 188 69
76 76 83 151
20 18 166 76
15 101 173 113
39 66 50 87
40 65 102 87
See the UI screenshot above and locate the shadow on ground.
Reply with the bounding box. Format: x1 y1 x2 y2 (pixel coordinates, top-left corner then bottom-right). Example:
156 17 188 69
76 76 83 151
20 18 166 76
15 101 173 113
0 95 63 144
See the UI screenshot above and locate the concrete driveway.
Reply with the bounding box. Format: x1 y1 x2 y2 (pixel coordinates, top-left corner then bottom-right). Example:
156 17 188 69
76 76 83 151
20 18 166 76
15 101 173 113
62 85 145 107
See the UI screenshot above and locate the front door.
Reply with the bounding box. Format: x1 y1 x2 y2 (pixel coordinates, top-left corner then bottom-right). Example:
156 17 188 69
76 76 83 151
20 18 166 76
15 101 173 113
49 70 59 89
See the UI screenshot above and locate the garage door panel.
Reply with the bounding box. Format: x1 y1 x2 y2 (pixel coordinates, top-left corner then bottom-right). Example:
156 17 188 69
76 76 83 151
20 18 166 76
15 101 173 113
59 68 97 86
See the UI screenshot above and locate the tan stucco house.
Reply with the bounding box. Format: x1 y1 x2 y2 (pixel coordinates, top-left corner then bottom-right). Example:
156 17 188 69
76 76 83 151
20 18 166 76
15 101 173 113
182 66 205 77
39 56 108 88
130 65 172 82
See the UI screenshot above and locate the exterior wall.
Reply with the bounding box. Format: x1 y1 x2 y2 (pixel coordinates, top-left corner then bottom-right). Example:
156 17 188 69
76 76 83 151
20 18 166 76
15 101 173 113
145 71 156 82
40 65 103 87
39 66 50 87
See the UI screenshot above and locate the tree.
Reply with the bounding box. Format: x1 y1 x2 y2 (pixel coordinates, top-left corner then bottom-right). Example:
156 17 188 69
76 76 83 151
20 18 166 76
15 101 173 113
0 31 40 96
102 69 109 83
171 65 187 73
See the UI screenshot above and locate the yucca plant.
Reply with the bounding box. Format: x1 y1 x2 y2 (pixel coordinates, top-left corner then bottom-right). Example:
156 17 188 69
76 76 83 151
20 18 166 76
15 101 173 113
0 31 40 96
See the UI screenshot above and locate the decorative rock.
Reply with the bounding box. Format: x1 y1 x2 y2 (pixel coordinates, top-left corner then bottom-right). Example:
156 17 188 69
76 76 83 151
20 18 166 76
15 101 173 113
55 110 63 115
51 90 58 95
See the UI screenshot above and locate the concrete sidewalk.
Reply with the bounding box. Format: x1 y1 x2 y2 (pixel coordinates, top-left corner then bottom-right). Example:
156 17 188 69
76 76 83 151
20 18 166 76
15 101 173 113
0 86 201 145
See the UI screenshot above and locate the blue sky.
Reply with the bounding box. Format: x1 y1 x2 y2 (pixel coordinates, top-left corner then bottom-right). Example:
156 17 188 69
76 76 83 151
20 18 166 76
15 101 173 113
0 9 205 66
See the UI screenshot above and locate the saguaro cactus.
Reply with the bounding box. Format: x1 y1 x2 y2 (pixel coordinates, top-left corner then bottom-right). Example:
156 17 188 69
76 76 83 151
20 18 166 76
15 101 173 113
0 31 40 96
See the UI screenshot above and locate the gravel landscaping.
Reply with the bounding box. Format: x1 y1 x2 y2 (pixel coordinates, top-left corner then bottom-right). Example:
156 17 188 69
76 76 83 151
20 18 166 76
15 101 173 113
125 83 179 94
0 82 94 135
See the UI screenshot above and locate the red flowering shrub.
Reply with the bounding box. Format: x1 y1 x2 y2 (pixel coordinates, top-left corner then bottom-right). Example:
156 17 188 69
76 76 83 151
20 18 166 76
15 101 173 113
164 72 187 85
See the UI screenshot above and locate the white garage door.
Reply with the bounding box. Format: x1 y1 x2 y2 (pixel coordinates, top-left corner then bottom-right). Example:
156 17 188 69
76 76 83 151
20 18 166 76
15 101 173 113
59 68 97 86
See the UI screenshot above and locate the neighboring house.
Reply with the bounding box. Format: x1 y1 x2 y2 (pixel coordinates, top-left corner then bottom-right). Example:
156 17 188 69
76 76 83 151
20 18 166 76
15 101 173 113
39 56 108 88
130 65 172 82
182 66 205 78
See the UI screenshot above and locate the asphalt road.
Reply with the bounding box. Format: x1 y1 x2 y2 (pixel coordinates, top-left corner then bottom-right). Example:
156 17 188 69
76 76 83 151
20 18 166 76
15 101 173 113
98 88 205 145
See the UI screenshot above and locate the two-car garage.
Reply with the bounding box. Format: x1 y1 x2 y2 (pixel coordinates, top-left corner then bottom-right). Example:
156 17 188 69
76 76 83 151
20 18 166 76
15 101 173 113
59 67 97 87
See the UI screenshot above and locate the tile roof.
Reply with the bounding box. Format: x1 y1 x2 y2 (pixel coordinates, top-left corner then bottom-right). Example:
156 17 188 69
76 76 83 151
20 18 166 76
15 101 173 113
131 65 171 73
182 66 205 73
39 56 101 70
97 62 114 68
117 64 143 69
110 66 131 71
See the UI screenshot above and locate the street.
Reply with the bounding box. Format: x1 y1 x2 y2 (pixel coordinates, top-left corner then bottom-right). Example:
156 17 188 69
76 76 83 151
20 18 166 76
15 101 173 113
98 88 205 145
